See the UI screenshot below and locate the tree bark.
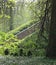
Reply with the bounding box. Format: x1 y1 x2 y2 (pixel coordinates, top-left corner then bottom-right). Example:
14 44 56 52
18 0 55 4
46 0 56 58
9 7 13 30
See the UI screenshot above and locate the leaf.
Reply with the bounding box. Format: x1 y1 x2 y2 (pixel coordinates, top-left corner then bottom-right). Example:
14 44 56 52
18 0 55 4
0 15 3 18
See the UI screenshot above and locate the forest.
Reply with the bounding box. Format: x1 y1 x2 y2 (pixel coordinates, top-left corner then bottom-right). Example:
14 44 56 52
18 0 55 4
0 0 56 65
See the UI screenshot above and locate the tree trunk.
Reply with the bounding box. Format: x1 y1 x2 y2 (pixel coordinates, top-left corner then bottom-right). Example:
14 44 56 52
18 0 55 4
46 0 56 58
9 7 13 30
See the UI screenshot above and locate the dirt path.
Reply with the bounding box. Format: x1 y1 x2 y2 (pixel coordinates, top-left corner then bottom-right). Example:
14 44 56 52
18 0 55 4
16 22 40 39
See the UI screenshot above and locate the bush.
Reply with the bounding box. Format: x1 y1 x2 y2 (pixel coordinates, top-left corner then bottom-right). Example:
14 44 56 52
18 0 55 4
4 49 9 55
19 48 23 56
37 49 46 56
0 31 47 57
27 50 32 57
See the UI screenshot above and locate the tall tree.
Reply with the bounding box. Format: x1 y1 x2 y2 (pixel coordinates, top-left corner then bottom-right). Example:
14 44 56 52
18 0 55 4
8 0 15 30
9 6 13 30
46 0 56 58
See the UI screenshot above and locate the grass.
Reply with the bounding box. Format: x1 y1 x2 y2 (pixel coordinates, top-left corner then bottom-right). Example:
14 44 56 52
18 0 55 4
0 56 56 65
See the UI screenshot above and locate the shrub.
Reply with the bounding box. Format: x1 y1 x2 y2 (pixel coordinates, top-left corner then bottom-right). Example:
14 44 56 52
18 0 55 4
37 49 46 56
4 49 9 55
0 31 47 57
19 48 23 56
27 50 32 57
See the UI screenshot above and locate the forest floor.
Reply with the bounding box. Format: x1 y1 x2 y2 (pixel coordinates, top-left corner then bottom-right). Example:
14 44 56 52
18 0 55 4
0 56 56 65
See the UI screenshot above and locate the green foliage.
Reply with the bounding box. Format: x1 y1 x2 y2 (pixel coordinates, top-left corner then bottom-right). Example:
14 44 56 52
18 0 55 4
0 0 48 57
17 31 47 56
0 31 47 57
8 20 38 34
0 0 16 32
0 0 46 32
0 0 15 17
0 32 19 55
28 0 46 21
